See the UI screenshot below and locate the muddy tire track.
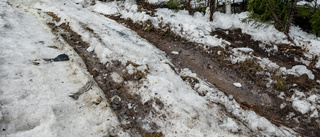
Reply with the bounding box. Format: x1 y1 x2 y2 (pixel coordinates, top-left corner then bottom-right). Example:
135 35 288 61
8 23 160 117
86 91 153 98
46 14 163 136
106 15 320 136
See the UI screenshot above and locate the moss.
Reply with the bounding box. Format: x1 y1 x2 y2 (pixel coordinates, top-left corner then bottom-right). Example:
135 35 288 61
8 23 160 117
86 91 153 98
165 32 171 37
241 59 263 72
272 75 287 91
167 0 179 9
145 25 154 32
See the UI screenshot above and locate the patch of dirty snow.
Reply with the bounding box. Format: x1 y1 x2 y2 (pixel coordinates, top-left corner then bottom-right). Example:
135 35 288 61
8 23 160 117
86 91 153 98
284 65 315 79
292 100 312 114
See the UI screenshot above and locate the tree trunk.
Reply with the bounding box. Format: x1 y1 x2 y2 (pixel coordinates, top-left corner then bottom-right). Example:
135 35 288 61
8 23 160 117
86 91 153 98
241 0 248 11
225 0 231 14
210 0 216 21
187 0 194 15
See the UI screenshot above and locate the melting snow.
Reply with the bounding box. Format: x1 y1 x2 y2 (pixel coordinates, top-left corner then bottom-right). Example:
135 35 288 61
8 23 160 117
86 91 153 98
292 100 312 114
2 0 318 136
233 83 242 88
285 65 315 79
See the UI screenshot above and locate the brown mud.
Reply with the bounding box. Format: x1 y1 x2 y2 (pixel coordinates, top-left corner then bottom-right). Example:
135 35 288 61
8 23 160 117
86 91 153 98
105 14 320 136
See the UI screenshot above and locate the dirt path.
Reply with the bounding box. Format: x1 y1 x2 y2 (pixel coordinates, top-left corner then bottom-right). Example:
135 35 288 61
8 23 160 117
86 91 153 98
106 15 320 136
43 6 319 135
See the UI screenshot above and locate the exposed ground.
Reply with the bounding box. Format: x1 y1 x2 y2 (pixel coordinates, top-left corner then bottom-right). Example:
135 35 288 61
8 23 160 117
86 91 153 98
2 0 319 136
105 13 320 136
46 10 320 135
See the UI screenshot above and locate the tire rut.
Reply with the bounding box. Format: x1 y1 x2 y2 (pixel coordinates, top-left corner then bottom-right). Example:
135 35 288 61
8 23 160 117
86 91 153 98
45 14 163 136
105 15 320 136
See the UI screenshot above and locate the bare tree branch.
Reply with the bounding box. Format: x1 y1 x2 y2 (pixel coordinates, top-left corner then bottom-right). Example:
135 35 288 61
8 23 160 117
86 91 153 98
265 0 294 43
210 0 216 21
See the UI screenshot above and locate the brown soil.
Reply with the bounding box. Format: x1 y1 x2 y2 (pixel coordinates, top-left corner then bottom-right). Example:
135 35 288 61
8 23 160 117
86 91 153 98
105 14 320 136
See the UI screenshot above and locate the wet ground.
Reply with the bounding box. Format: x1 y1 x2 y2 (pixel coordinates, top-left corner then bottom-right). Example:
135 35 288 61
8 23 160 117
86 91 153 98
44 9 320 136
106 15 320 136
